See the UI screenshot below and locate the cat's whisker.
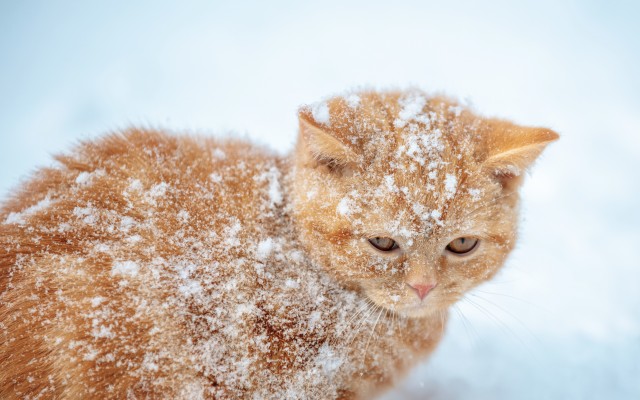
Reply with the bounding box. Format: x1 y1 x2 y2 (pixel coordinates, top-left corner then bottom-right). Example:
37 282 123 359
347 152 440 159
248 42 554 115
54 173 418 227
453 304 478 346
346 301 373 326
462 296 532 353
345 301 378 347
462 296 512 338
363 306 385 359
383 308 390 336
336 303 365 346
347 308 373 348
469 293 542 346
340 304 370 346
379 308 389 350
343 300 373 328
379 308 390 346
473 289 552 314
392 308 398 334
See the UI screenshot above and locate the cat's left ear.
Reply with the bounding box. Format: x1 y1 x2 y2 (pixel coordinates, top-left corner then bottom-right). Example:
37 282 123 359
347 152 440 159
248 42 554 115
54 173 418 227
481 120 559 188
297 108 358 171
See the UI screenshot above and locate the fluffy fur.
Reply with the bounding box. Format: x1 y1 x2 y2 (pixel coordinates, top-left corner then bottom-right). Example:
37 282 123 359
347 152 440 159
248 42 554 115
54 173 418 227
0 89 557 399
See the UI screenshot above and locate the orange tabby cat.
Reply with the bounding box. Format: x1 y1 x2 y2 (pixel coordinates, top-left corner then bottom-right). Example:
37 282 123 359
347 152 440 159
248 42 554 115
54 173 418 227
0 89 557 399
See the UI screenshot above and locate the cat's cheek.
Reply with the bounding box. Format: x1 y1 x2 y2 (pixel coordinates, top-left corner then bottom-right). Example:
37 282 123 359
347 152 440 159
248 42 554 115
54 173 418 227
443 249 508 295
359 283 401 311
358 280 420 315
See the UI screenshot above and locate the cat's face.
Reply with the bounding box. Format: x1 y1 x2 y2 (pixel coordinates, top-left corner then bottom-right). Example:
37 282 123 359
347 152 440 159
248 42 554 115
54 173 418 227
292 90 557 318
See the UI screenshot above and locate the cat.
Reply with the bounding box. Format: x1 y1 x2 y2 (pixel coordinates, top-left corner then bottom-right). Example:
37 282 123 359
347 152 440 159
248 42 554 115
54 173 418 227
0 89 557 399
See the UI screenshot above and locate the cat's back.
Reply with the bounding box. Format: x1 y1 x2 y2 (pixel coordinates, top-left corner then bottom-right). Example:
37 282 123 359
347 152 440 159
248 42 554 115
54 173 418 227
0 128 287 398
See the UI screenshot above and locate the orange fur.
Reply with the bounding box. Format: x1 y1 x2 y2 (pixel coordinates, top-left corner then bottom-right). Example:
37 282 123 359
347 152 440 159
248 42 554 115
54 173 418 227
0 90 557 399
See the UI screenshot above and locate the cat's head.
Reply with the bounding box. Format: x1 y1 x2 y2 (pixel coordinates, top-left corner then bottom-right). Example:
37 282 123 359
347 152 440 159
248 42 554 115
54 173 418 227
291 90 557 318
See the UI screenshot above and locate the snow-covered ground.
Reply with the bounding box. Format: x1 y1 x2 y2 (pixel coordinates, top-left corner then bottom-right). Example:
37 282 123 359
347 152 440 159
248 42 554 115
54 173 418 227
1 1 638 398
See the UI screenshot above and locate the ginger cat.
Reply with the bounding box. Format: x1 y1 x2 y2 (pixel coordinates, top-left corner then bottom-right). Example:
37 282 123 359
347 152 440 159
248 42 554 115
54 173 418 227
0 89 557 399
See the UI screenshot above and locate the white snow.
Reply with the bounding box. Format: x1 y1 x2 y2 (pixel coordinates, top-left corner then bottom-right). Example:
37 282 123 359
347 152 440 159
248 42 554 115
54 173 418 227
346 94 361 108
212 148 226 160
284 278 299 289
3 212 24 225
75 169 104 186
93 243 111 253
142 353 160 372
90 296 106 307
178 280 203 296
315 343 344 374
73 206 98 225
267 170 283 205
120 216 136 232
209 173 222 183
145 182 169 205
92 325 115 339
394 94 427 128
306 187 317 199
468 188 482 202
398 130 444 167
177 209 190 224
3 196 53 225
75 171 92 185
444 174 457 200
111 260 140 277
308 310 322 329
383 175 398 194
336 196 355 216
411 202 431 222
126 234 142 244
256 238 274 260
223 220 242 248
255 166 283 206
82 348 99 361
127 179 144 192
310 101 331 125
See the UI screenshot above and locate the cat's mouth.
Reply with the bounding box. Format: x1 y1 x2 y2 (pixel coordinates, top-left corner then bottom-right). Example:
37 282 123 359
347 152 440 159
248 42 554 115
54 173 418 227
362 286 446 319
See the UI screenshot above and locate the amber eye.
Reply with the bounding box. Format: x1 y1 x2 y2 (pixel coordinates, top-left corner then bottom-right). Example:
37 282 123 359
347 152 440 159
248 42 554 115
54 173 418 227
446 237 479 255
368 237 399 252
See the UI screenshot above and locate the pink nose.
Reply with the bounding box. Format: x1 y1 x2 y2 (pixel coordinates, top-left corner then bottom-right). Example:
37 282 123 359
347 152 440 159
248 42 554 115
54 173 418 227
408 283 436 300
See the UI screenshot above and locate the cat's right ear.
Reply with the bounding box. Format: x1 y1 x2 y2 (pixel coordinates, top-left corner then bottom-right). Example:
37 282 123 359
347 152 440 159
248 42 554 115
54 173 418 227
480 120 559 190
297 109 358 172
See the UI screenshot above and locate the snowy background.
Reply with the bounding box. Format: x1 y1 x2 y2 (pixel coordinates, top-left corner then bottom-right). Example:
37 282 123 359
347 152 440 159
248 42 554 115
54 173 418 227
1 1 639 398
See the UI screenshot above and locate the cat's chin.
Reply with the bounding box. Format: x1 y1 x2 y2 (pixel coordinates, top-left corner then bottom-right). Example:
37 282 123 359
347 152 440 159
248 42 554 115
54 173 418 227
394 305 439 319
389 303 446 319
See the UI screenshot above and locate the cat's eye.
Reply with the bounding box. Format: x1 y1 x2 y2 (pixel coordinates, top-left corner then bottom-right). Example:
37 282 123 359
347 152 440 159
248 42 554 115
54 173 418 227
368 237 400 252
446 237 479 255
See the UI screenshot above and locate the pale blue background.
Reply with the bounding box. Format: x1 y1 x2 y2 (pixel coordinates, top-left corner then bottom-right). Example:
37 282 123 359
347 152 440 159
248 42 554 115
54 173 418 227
1 1 639 398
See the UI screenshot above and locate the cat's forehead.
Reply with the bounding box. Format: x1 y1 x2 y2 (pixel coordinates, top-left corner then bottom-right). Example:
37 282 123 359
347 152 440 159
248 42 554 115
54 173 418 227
313 90 489 239
323 91 480 185
310 90 477 162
